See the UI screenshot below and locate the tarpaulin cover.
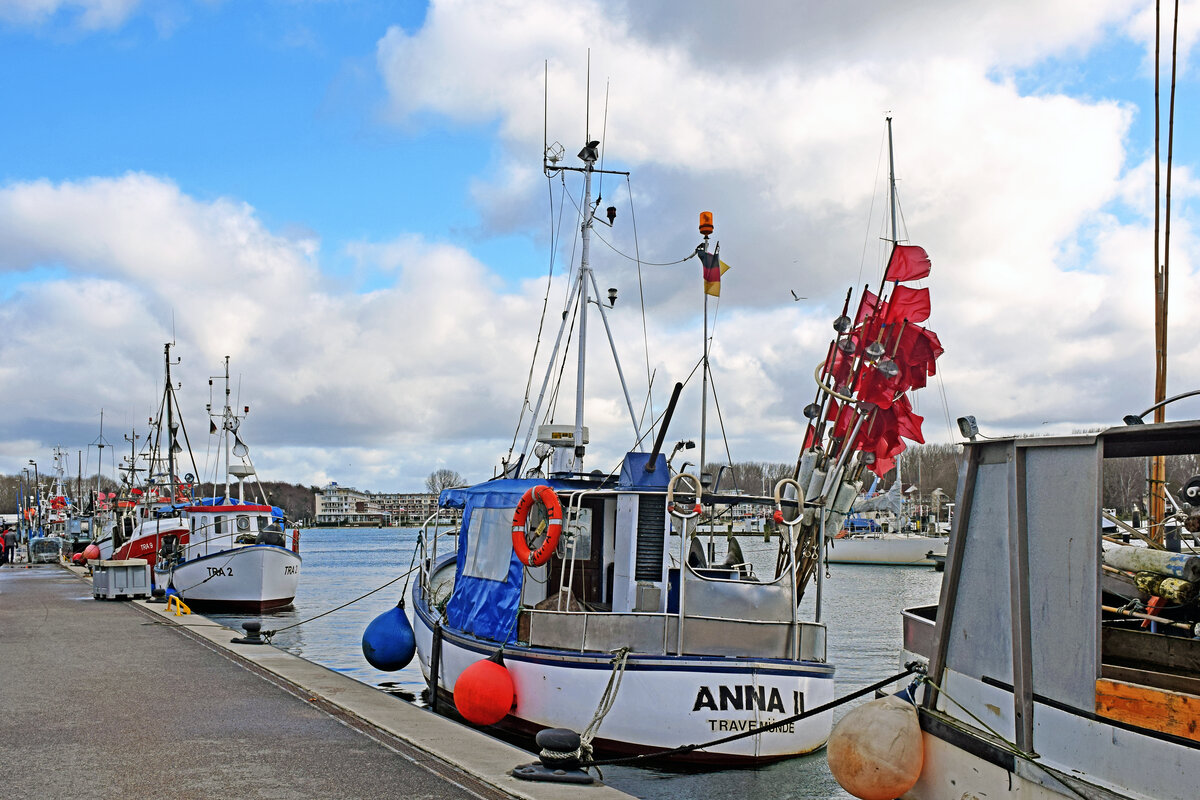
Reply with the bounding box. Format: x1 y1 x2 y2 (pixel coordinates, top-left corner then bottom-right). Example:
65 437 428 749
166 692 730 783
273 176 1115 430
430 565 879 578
441 477 588 643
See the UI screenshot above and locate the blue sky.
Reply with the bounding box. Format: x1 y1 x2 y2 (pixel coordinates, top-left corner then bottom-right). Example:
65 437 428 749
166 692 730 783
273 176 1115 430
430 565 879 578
2 1 1199 492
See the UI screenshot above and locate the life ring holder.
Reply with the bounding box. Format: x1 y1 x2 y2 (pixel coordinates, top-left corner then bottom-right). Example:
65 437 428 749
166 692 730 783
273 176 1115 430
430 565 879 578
512 485 563 567
666 473 703 520
773 477 804 526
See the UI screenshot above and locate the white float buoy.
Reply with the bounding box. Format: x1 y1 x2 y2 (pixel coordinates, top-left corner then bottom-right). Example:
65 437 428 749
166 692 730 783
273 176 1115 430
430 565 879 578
827 695 924 800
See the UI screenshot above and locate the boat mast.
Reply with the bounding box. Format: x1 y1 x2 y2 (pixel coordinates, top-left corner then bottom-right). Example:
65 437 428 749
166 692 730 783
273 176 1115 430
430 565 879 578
888 116 898 252
163 343 179 502
573 144 596 467
1149 0 1180 543
517 141 638 473
223 356 232 502
886 116 906 529
91 409 110 511
699 230 712 484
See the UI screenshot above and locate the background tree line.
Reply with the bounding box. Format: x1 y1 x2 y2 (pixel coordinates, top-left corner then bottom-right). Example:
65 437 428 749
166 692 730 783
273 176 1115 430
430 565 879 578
4 449 1199 527
712 441 1200 516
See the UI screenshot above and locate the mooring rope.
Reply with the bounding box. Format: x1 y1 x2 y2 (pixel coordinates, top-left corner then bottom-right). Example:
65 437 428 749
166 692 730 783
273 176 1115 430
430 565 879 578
579 664 918 768
259 562 420 644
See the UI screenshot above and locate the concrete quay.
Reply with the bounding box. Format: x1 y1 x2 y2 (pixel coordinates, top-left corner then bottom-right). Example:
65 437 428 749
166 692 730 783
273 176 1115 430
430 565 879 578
0 564 634 800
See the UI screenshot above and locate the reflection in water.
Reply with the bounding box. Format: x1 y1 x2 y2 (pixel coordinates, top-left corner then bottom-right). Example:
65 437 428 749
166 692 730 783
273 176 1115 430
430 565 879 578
210 527 941 800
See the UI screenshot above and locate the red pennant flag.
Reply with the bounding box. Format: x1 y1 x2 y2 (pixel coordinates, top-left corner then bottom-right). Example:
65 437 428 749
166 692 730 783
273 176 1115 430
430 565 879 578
830 348 855 386
883 285 930 325
885 245 931 283
856 367 900 409
855 288 882 325
891 395 926 444
892 324 944 392
833 401 857 439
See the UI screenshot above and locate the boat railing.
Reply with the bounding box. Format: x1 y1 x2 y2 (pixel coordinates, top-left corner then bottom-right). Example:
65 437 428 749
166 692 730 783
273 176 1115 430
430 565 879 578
170 516 287 562
521 606 827 662
418 508 460 598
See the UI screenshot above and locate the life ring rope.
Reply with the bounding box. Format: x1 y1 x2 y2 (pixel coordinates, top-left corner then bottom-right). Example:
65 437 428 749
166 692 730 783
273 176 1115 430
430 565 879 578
512 485 563 567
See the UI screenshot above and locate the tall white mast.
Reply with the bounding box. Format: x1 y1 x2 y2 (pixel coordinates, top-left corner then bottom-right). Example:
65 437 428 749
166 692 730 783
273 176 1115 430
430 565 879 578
516 132 639 475
573 142 597 467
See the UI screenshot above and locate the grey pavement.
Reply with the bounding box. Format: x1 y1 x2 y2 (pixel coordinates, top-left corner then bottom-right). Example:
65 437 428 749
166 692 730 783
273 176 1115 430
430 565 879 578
0 564 633 800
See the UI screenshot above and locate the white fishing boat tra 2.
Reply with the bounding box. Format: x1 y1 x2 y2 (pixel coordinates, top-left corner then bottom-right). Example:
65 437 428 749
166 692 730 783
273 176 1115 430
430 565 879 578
158 501 299 612
154 354 301 612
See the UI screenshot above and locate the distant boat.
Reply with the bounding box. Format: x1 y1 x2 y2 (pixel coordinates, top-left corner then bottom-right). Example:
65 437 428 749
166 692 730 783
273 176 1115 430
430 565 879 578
826 529 948 567
154 354 300 613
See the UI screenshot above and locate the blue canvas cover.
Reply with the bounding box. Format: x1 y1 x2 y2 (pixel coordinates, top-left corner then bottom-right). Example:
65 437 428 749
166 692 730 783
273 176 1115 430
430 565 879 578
441 477 586 643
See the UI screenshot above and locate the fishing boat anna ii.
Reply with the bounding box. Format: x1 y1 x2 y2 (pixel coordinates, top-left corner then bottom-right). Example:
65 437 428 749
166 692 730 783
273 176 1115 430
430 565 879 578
404 121 940 763
405 134 853 763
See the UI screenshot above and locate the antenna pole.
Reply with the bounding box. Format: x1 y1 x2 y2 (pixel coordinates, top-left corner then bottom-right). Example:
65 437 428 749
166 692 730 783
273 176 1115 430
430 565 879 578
164 343 178 503
574 144 597 471
700 238 711 484
887 116 898 245
224 356 232 503
543 60 548 171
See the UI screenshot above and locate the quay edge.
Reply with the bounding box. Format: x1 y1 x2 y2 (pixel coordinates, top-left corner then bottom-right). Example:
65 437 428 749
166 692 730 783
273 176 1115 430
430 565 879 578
3 563 634 800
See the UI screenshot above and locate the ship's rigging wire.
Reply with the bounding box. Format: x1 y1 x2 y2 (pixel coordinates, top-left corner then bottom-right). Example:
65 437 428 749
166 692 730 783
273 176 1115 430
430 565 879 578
855 129 888 291
622 174 655 435
505 169 571 465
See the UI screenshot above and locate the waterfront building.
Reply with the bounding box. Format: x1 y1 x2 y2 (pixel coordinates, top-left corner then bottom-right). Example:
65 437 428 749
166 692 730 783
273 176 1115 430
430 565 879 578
314 482 388 526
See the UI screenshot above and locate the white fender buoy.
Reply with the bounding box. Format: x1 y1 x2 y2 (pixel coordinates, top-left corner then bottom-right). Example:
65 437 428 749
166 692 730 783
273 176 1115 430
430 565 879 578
827 695 924 800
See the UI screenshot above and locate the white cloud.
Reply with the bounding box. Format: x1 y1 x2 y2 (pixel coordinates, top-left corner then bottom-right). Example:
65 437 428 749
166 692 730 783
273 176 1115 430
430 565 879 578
5 0 1200 492
0 0 142 29
369 0 1200 455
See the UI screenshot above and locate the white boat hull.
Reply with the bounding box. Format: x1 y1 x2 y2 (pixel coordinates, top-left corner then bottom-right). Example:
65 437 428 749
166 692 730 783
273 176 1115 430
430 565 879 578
410 596 835 762
161 545 300 612
826 534 948 566
903 673 1200 800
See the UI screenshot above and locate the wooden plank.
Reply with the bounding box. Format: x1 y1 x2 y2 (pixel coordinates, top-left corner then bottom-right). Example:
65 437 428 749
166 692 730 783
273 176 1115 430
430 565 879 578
1102 626 1200 675
1096 678 1200 742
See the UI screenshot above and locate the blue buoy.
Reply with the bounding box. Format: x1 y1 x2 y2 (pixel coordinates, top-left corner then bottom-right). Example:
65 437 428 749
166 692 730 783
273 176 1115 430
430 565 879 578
362 600 416 671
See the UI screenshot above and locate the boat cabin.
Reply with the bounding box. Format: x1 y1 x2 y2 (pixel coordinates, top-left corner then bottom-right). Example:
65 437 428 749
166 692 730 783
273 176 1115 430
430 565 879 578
432 451 826 663
173 502 284 560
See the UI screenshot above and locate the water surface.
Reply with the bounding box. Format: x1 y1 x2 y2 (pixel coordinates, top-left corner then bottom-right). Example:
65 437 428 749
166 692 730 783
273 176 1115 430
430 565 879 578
211 527 942 799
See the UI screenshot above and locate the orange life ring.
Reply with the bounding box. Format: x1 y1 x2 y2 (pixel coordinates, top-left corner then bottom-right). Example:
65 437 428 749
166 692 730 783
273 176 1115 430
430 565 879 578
512 485 563 567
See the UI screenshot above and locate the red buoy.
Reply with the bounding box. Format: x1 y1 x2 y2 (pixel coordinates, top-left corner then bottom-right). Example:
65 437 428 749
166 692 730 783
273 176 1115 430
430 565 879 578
71 552 85 564
453 654 515 726
82 544 101 561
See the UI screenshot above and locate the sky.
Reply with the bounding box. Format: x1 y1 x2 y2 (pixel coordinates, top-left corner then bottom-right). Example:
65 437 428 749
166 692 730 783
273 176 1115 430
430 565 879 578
2 0 1199 493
